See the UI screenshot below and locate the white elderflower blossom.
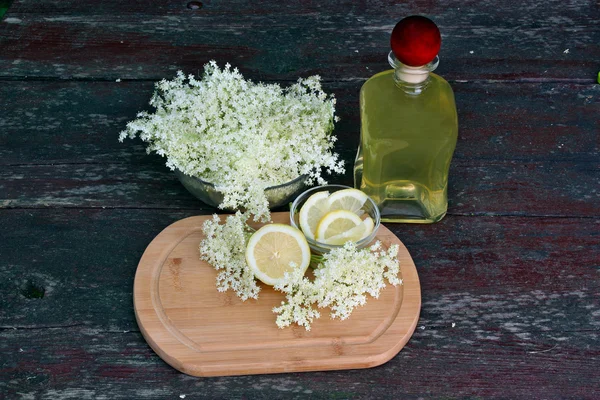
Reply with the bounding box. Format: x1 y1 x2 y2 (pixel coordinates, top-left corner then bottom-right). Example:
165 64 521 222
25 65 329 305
273 268 321 331
200 215 401 329
199 211 260 301
273 241 402 330
119 62 344 221
313 241 401 321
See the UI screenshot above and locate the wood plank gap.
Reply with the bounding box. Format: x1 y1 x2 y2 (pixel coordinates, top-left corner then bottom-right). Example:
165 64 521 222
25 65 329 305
0 323 86 331
452 78 596 84
0 205 211 211
0 206 598 221
414 325 600 334
0 75 596 85
0 76 163 82
0 326 142 334
0 161 129 167
1 158 597 167
446 212 599 219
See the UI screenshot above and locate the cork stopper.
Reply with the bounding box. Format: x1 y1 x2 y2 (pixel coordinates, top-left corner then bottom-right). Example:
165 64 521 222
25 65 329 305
388 51 439 85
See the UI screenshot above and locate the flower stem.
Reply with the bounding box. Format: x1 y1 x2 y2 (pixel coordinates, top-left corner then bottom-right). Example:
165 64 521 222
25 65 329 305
310 253 324 268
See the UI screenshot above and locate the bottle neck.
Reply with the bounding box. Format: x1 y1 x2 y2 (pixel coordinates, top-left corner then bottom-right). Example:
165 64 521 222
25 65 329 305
388 51 439 95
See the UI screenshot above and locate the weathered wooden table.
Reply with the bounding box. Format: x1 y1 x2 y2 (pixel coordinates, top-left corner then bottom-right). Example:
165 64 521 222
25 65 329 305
1 1 599 398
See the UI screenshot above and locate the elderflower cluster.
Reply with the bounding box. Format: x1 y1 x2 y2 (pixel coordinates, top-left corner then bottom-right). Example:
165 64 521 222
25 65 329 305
199 211 260 301
273 241 402 331
119 61 344 220
272 267 322 330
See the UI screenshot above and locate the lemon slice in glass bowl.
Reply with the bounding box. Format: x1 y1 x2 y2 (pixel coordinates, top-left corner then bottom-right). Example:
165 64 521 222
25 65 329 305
315 210 364 242
320 216 375 245
290 184 381 254
245 224 311 286
298 190 330 240
327 188 369 215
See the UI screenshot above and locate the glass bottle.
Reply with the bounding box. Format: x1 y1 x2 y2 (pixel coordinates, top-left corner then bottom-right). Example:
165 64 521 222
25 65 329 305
354 18 458 223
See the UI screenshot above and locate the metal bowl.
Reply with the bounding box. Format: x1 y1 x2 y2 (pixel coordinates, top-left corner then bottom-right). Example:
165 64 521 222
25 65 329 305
175 169 308 209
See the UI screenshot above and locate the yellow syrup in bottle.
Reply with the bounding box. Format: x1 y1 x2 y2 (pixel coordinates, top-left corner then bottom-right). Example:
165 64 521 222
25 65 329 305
354 55 458 223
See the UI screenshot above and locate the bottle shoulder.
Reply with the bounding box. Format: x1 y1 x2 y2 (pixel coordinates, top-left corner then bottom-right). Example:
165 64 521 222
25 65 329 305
362 69 394 88
362 70 453 93
364 69 395 82
360 69 458 134
361 71 455 109
429 72 451 86
430 73 454 98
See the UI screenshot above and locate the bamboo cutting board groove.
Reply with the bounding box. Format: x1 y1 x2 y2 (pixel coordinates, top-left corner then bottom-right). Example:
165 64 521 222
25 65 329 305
133 212 421 377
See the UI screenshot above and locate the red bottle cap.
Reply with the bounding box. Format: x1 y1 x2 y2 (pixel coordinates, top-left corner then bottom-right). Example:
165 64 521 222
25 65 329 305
390 16 441 67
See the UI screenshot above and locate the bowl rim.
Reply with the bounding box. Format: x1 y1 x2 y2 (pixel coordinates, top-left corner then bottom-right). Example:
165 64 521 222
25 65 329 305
289 184 381 250
175 169 308 190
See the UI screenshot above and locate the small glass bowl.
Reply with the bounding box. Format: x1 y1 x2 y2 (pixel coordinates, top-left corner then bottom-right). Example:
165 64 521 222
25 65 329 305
175 169 308 209
290 184 381 254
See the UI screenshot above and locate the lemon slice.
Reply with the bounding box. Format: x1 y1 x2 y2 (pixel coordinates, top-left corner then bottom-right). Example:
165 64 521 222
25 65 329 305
321 216 375 245
245 224 311 286
298 191 330 240
328 188 369 215
315 210 363 241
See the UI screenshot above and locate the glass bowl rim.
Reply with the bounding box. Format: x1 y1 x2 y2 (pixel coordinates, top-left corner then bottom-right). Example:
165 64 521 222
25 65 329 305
176 169 309 190
289 184 381 250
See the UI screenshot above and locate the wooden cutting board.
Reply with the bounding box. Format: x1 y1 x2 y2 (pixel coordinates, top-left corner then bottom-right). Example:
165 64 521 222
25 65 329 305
133 212 421 377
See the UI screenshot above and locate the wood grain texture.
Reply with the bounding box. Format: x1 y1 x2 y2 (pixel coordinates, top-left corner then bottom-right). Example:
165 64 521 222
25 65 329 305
133 212 420 376
1 209 599 397
1 159 598 218
1 0 599 397
1 81 597 165
1 81 598 218
2 327 599 399
1 210 597 330
2 0 599 81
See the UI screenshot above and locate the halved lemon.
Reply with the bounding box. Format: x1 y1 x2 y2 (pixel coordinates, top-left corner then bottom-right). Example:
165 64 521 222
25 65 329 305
321 216 375 245
298 190 330 240
328 188 369 215
245 224 311 286
315 210 363 242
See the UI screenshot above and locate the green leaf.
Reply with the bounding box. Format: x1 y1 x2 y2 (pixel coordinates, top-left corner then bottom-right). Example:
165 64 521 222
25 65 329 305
597 71 600 85
0 1 13 21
